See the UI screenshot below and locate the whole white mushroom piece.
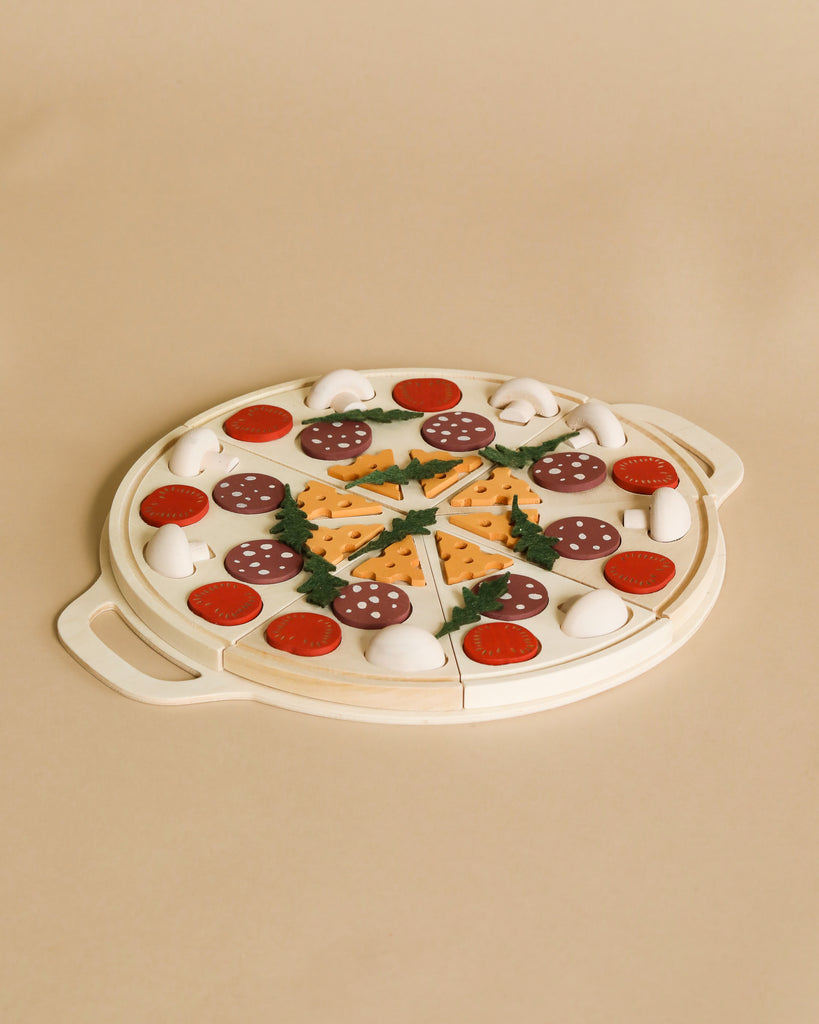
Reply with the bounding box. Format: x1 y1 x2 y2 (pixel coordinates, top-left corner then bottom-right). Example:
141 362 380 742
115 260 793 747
365 624 447 672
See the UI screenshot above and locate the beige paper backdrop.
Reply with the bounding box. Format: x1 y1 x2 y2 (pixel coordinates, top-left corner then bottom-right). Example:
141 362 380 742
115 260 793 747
2 3 818 1021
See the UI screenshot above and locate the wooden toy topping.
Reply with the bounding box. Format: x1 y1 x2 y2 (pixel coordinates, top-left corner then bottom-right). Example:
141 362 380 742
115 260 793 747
450 466 541 507
299 420 373 461
296 482 382 519
223 404 293 442
351 538 426 587
462 621 541 665
327 449 403 499
603 550 676 594
187 581 263 625
421 411 496 452
531 452 608 492
471 573 549 621
265 612 342 657
332 581 413 629
543 517 621 560
304 524 385 565
212 474 285 514
409 449 482 498
140 485 209 527
435 530 513 585
224 540 303 584
392 377 462 412
612 456 680 494
448 509 539 548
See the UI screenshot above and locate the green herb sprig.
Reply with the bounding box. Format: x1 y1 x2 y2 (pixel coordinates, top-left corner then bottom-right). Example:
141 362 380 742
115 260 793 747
435 572 511 638
478 431 580 469
344 457 461 490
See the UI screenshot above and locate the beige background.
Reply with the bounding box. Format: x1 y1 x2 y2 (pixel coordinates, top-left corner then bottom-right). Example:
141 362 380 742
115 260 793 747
2 3 818 1021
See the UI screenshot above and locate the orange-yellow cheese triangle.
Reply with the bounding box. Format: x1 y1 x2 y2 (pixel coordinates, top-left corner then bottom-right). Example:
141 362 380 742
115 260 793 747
450 466 541 506
448 510 539 548
296 481 383 519
409 449 483 498
327 449 403 500
434 530 513 585
351 537 426 587
304 524 385 565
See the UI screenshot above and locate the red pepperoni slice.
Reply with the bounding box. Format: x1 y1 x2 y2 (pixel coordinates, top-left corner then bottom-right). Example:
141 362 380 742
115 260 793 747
604 550 676 594
531 452 607 493
421 411 495 452
187 581 263 625
331 581 412 629
612 456 679 494
224 540 303 584
470 573 549 621
223 404 293 443
544 517 621 560
265 612 342 657
140 485 209 527
299 421 373 460
462 622 541 665
392 377 462 412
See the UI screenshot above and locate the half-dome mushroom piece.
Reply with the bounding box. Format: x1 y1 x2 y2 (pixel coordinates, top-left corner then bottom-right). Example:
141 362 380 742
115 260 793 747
489 377 560 425
622 486 691 543
365 624 447 671
144 523 211 578
305 369 376 413
561 590 630 638
168 427 240 478
564 400 627 449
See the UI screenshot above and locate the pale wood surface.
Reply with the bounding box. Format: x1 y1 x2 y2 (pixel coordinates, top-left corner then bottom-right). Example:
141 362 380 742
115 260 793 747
2 2 818 1020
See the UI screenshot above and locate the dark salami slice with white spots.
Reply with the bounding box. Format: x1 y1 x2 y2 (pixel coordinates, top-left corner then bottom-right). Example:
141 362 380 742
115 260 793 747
212 474 284 514
421 410 495 452
471 573 549 621
531 452 607 492
300 420 372 460
224 539 303 584
544 516 621 559
331 581 412 629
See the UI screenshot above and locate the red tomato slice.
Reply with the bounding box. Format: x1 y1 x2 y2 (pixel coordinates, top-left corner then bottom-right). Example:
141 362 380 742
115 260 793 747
140 485 209 527
612 456 679 494
604 550 676 594
392 377 462 412
265 612 342 657
187 581 263 625
223 404 293 443
462 621 541 665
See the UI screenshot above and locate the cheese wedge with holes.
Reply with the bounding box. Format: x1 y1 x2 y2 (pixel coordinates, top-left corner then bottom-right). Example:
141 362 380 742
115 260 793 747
448 510 539 548
351 538 426 586
296 482 383 519
327 449 403 499
304 524 385 565
409 449 482 498
435 530 513 584
450 467 541 506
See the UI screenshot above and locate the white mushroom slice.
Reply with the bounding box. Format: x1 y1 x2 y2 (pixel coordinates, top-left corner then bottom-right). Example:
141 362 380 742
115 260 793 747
365 624 447 672
564 400 627 449
169 427 239 477
489 377 559 424
561 591 630 638
305 369 376 413
622 487 691 542
144 524 211 578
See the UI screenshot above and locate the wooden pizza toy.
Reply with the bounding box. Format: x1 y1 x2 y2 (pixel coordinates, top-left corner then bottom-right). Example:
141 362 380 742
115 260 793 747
58 368 743 723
